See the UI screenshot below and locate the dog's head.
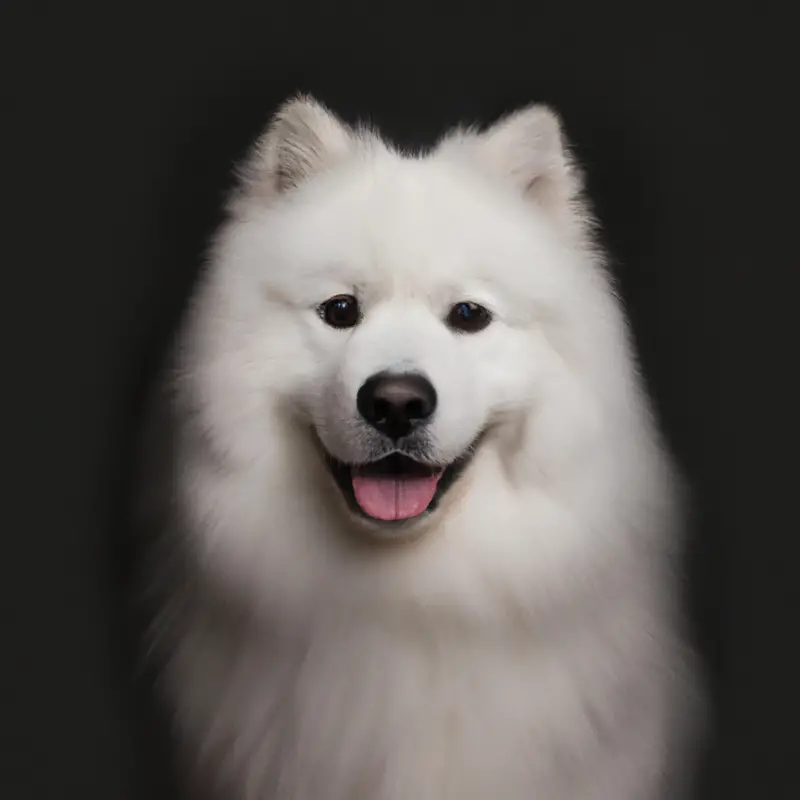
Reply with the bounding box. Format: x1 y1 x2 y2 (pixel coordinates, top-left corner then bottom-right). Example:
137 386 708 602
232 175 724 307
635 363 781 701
175 96 667 620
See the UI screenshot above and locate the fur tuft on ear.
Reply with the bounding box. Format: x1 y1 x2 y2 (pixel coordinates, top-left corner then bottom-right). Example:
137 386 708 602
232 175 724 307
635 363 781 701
437 104 584 218
239 94 358 200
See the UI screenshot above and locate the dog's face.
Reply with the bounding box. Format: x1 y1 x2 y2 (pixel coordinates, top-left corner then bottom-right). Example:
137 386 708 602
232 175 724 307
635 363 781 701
261 160 575 533
179 97 653 621
194 97 599 542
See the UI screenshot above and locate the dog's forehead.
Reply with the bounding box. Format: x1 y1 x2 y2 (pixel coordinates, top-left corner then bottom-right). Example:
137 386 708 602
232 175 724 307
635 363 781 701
276 157 539 290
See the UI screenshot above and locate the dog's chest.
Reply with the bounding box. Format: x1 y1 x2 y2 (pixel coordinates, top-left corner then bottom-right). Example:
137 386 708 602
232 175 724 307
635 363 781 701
179 622 650 800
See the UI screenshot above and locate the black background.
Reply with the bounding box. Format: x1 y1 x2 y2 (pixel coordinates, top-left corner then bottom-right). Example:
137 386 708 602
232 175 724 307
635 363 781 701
2 2 797 798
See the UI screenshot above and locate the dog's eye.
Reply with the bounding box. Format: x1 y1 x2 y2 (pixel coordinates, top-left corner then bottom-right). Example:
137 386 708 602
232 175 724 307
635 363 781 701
319 294 361 329
446 302 492 333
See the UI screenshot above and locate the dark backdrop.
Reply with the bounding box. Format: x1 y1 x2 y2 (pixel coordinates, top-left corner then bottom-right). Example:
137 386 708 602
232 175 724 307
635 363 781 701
2 2 797 798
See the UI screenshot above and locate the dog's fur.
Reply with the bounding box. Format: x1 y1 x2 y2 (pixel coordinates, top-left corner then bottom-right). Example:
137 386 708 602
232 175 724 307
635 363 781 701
136 95 701 799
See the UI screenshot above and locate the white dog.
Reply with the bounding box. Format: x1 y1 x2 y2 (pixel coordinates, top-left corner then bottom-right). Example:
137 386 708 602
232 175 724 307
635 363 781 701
136 95 701 799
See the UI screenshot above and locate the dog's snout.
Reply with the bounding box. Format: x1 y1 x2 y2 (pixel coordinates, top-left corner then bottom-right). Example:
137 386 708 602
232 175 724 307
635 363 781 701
357 372 437 440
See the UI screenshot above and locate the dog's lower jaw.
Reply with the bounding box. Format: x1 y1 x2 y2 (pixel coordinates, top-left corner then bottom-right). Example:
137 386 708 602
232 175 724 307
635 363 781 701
326 464 474 546
346 510 437 546
316 430 487 538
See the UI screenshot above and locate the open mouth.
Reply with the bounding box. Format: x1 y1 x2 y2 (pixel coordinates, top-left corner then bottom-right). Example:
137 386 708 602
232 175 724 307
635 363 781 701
321 445 479 525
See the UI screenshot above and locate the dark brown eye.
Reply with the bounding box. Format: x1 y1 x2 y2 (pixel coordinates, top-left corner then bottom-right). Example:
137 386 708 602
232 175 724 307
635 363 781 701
446 301 492 333
320 294 360 329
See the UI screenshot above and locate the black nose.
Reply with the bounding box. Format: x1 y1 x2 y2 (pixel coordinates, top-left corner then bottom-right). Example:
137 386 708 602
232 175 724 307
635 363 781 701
357 372 438 440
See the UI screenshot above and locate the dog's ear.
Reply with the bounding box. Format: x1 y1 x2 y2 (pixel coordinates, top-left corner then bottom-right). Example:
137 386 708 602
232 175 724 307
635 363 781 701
439 105 584 217
239 95 358 199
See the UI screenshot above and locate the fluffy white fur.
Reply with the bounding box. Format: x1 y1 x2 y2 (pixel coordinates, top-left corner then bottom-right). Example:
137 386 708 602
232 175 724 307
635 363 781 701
137 95 701 799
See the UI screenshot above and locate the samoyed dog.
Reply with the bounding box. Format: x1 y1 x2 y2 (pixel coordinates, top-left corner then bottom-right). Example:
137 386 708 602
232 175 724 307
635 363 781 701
136 95 701 799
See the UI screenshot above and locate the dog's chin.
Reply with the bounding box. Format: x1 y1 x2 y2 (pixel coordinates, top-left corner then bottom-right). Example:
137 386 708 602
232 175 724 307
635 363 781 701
316 435 483 541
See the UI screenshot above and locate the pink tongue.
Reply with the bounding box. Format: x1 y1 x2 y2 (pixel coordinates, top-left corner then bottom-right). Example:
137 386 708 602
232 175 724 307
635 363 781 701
352 473 441 521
